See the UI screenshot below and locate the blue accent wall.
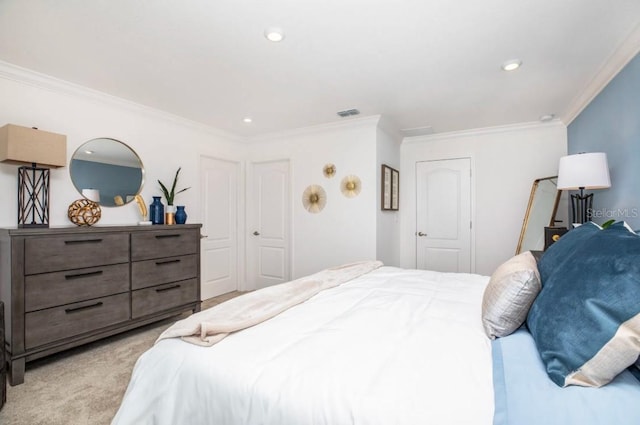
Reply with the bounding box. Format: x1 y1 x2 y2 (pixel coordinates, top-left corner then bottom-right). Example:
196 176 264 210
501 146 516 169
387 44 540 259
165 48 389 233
568 53 640 229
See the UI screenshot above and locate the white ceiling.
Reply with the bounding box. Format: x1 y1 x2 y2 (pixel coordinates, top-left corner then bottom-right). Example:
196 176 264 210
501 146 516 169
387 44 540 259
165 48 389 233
1 1 640 139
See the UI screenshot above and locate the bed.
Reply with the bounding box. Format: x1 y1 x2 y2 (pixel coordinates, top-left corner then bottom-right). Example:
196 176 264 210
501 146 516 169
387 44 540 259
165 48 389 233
112 222 640 425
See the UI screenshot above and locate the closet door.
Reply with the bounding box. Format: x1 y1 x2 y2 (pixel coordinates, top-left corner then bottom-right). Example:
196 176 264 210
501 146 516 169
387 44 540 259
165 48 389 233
200 156 239 299
247 159 291 290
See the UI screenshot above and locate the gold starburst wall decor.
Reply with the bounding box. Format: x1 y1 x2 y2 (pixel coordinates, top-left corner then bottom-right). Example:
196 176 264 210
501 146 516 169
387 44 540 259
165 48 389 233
340 175 361 198
323 163 336 178
302 184 327 213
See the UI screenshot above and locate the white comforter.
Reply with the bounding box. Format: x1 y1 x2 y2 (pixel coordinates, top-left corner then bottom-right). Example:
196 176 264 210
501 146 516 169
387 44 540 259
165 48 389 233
112 266 493 425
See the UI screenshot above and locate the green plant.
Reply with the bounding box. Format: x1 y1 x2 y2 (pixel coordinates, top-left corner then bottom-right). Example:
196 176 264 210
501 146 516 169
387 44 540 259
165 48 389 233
158 167 190 205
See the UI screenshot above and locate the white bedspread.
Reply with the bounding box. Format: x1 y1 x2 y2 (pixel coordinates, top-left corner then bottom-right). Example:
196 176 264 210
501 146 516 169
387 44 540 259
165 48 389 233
156 260 383 346
112 266 494 425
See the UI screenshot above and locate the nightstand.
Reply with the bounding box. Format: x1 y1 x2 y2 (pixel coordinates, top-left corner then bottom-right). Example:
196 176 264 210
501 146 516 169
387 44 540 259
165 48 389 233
544 227 569 250
530 250 544 263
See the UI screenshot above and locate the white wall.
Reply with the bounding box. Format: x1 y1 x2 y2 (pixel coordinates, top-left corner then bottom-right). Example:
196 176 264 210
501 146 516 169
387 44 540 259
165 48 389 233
0 63 391 286
248 117 379 278
375 118 402 266
1 61 567 283
0 63 246 229
400 122 567 275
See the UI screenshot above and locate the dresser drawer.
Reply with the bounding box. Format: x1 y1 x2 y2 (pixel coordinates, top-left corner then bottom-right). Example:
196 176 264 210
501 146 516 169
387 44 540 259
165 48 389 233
25 233 130 275
25 263 130 312
131 254 198 290
132 279 198 319
0 301 4 371
131 230 198 261
25 293 130 349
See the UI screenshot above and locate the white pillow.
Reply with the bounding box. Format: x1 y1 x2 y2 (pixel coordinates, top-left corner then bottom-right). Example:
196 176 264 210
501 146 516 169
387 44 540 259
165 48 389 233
482 251 541 339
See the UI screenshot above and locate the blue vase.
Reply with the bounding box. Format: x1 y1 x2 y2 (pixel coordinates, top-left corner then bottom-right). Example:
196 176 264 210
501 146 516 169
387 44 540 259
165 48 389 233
175 205 187 224
150 196 164 225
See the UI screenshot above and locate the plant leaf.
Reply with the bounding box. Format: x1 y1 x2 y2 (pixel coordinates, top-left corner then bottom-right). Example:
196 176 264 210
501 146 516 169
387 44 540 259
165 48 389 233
601 219 616 229
158 180 170 201
170 168 181 202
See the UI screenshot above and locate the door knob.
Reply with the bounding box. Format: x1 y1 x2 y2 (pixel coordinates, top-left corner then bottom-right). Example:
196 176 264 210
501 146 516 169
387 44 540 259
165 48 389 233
417 232 427 237
253 231 260 236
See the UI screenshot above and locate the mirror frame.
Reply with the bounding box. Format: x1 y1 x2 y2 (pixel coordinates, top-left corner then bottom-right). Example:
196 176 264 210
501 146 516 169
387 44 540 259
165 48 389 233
70 138 145 207
516 176 562 254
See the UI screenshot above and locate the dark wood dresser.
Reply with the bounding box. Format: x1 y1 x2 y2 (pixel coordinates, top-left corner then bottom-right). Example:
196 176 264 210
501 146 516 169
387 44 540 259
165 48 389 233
0 224 201 385
1 301 5 410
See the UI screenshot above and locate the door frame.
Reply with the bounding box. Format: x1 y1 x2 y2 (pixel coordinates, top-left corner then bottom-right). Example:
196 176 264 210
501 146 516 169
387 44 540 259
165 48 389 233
402 155 476 273
245 158 293 291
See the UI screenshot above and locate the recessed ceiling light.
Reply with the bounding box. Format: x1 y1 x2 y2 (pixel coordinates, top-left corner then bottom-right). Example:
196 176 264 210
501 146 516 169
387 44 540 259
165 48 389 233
501 59 522 71
539 114 555 122
264 27 284 42
243 117 253 123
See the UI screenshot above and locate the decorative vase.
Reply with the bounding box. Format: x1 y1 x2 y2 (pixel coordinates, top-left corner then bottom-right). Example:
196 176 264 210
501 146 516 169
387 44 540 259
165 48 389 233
175 205 187 224
150 196 164 225
67 199 101 226
165 205 176 225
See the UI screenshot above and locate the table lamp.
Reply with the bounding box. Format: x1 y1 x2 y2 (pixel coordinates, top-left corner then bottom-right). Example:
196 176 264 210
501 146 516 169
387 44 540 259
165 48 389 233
0 124 67 227
557 152 611 224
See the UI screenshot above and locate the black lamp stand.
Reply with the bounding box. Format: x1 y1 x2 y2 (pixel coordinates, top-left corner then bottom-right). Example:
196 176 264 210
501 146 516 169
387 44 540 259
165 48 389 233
17 163 50 228
569 187 593 225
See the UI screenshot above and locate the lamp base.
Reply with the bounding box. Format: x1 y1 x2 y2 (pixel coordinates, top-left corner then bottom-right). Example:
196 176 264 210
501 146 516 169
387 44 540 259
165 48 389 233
18 165 50 228
569 189 593 225
18 223 50 229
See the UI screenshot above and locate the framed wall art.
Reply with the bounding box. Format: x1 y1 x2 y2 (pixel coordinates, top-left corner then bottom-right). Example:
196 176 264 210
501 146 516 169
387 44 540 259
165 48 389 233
381 164 399 211
391 167 399 210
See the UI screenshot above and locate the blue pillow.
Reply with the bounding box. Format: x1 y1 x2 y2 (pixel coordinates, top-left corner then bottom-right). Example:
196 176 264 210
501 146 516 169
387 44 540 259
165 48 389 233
527 224 640 387
537 222 601 285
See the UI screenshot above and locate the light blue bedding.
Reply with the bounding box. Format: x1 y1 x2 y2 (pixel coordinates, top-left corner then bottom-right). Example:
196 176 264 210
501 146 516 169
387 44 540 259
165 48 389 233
493 329 640 425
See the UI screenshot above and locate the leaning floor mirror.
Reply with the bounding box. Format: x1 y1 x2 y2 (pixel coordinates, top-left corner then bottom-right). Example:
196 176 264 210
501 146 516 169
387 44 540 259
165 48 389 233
516 176 562 254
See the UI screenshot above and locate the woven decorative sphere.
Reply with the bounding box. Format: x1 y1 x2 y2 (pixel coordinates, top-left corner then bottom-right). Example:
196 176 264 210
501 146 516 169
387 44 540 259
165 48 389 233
68 199 102 226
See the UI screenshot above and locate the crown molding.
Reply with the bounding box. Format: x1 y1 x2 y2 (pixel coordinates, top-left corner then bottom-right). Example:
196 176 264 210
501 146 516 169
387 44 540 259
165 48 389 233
562 22 640 125
402 120 565 144
0 60 244 144
245 115 381 144
376 115 403 142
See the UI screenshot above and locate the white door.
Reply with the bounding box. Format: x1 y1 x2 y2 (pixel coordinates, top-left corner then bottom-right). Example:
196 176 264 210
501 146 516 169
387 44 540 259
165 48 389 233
200 156 239 299
416 158 472 273
247 160 290 290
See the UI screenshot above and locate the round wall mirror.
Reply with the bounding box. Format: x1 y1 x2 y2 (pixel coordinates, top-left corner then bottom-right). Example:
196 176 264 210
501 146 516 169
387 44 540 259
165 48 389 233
70 138 144 207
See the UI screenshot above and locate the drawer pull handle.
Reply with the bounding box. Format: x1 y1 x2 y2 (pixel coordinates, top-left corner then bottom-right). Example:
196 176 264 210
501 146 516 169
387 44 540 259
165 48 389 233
155 234 181 239
156 284 181 293
65 302 104 314
65 270 103 280
155 259 181 265
64 238 103 245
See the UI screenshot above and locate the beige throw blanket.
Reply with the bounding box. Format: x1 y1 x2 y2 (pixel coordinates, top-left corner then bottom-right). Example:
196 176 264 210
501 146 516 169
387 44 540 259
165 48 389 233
156 260 383 346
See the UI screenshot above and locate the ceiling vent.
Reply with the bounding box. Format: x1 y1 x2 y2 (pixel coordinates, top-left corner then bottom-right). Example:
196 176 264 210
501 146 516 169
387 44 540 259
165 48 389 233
337 109 360 118
401 126 434 137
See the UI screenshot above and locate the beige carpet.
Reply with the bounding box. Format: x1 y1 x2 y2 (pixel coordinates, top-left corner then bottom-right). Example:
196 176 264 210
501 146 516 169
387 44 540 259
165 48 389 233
0 292 244 425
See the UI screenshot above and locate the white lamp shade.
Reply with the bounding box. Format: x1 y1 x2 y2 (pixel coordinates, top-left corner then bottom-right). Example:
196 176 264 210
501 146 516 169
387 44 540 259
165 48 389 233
82 188 101 202
557 152 611 190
